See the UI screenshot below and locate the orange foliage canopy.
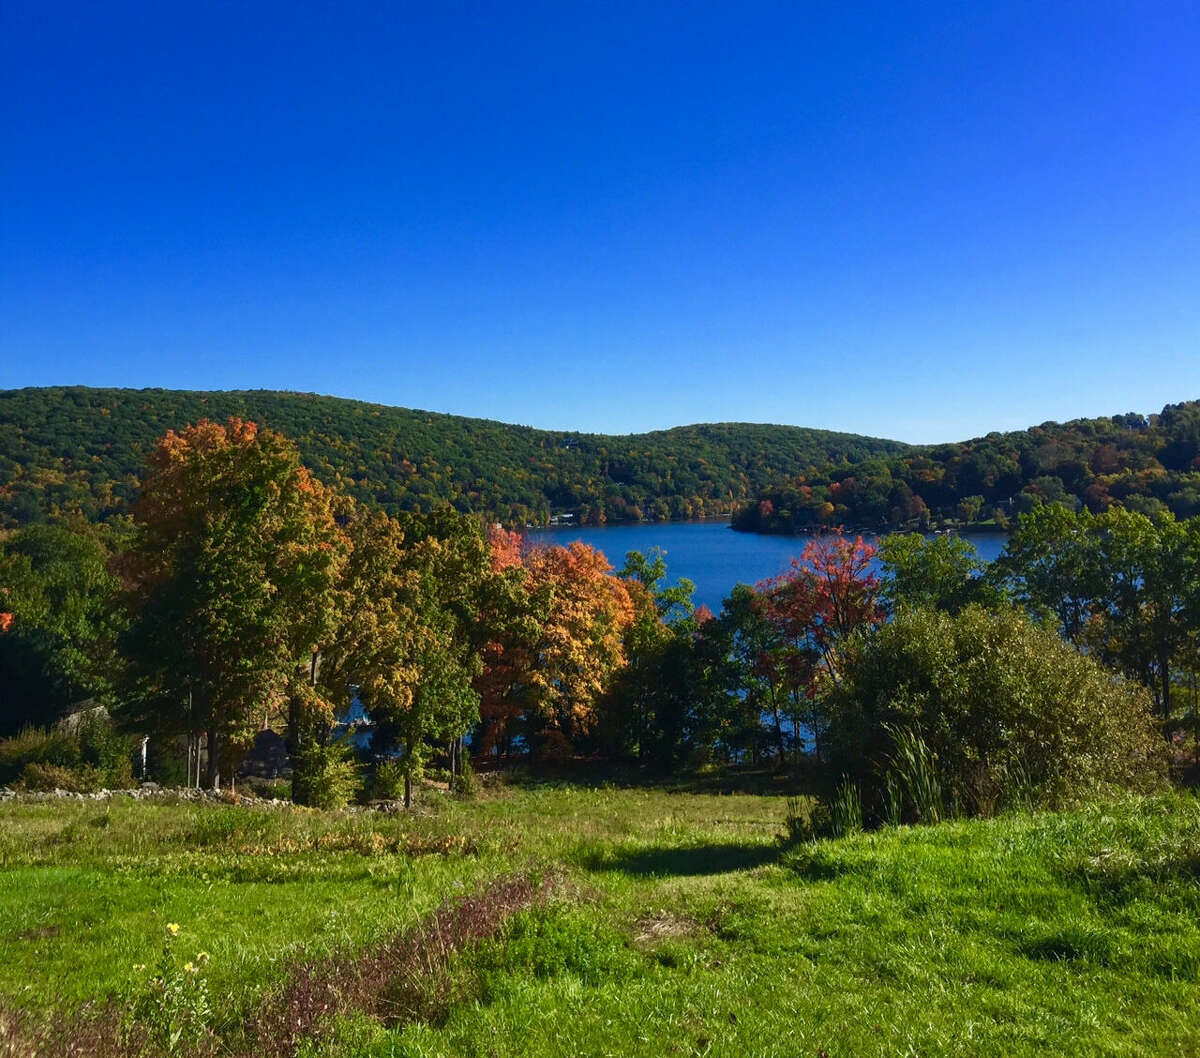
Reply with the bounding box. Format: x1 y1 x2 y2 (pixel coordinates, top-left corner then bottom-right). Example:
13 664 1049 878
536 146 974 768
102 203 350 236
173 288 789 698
486 525 524 572
475 535 635 755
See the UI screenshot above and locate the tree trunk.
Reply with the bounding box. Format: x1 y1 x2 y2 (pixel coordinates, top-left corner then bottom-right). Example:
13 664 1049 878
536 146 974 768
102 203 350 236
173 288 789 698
770 694 786 765
205 727 221 790
404 771 412 810
638 697 645 763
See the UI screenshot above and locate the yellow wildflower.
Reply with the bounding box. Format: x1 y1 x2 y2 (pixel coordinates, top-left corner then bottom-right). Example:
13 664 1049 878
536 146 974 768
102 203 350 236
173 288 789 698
183 961 196 974
166 923 180 937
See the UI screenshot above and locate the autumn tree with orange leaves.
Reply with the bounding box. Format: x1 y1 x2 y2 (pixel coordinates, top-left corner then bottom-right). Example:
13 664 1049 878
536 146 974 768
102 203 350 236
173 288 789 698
473 526 543 755
118 419 348 788
474 533 635 758
521 541 635 754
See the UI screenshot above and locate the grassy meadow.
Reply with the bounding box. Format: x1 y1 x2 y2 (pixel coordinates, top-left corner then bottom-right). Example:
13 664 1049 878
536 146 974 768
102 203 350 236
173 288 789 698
1 782 1198 1057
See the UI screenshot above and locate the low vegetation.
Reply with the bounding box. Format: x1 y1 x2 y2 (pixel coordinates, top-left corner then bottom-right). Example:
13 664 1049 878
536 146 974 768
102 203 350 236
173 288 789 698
0 715 135 793
0 785 1197 1056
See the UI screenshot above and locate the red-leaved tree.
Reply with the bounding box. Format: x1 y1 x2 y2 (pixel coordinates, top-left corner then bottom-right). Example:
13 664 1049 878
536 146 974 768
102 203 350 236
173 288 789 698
754 532 885 756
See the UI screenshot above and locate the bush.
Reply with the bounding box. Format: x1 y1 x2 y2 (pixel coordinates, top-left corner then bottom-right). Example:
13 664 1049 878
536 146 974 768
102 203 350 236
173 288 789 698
452 754 479 798
145 734 189 787
0 726 81 786
253 778 292 800
829 605 1167 819
0 712 136 791
20 761 107 792
371 759 406 801
74 711 136 788
291 741 361 809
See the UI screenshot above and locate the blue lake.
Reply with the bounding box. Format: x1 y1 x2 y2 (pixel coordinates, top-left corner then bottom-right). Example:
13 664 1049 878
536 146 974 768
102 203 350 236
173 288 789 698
529 520 1008 613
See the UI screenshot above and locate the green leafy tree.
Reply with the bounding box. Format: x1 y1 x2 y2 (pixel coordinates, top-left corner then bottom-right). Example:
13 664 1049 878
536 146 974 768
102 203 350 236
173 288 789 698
0 523 125 734
994 504 1101 640
1081 509 1199 721
878 532 1005 615
998 506 1200 722
598 548 701 765
718 583 796 764
118 420 348 788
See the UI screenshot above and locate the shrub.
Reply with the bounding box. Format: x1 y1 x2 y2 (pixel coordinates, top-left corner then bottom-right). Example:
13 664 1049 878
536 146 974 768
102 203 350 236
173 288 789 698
20 761 107 793
371 759 406 801
291 742 361 809
828 605 1167 819
145 735 190 787
255 778 292 800
74 711 136 788
0 727 81 786
452 754 479 798
0 712 137 791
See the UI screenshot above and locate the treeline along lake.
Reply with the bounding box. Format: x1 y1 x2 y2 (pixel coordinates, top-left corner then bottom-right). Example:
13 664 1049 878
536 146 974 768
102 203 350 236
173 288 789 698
531 521 1008 613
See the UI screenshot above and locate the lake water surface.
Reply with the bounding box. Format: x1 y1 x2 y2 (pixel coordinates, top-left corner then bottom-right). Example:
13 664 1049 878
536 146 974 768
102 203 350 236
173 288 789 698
530 520 1008 613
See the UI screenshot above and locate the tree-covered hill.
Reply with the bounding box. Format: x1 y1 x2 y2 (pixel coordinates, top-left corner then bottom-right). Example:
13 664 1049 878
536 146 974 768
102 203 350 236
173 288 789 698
733 401 1200 533
0 387 908 528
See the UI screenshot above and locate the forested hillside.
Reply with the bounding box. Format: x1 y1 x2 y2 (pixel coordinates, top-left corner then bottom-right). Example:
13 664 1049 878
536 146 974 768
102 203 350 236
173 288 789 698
0 387 907 529
734 401 1200 533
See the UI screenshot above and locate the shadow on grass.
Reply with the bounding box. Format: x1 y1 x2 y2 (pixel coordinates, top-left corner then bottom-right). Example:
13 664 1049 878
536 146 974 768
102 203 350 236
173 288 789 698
578 841 780 877
477 757 824 797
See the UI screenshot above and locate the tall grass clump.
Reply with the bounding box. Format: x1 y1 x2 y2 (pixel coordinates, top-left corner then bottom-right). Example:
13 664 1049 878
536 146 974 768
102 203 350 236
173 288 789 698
828 779 863 837
882 725 943 824
881 774 903 826
779 795 824 845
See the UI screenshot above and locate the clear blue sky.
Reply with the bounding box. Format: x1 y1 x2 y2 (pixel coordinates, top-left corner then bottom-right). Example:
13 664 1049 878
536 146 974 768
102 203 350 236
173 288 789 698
2 2 1198 442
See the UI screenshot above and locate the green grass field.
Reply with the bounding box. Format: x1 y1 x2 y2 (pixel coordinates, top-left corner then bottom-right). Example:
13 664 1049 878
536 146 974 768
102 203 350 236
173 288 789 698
1 783 1198 1056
